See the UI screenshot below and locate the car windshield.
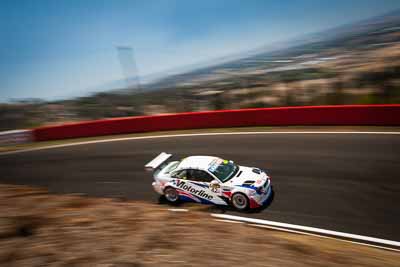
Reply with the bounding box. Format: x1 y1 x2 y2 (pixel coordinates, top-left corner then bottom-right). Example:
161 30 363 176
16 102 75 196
208 159 238 182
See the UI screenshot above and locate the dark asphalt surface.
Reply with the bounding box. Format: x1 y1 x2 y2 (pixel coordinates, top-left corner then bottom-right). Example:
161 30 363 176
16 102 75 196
1 133 399 241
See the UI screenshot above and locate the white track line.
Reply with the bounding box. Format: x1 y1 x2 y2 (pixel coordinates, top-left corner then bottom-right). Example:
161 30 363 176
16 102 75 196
1 131 399 155
211 214 400 248
167 208 189 212
247 223 400 252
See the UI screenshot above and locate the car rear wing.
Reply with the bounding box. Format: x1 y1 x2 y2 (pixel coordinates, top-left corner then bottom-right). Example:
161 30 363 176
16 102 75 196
145 152 172 172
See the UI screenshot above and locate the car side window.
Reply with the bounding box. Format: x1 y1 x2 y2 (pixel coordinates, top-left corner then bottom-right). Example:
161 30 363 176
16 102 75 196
173 170 187 179
185 169 195 180
192 170 214 183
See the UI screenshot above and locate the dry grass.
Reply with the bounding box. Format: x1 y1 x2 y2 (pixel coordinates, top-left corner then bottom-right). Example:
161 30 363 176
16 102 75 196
0 184 398 266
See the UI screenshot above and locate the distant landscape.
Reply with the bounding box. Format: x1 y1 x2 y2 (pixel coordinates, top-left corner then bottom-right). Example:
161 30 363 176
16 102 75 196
1 10 400 131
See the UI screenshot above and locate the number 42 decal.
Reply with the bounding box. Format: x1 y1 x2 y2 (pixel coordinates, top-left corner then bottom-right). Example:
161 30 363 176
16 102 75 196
210 183 220 193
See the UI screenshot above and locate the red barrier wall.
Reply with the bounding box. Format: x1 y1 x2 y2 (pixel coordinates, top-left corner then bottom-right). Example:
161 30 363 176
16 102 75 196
33 105 400 141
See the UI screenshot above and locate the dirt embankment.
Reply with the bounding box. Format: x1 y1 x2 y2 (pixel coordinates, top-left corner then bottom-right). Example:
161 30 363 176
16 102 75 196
0 184 398 266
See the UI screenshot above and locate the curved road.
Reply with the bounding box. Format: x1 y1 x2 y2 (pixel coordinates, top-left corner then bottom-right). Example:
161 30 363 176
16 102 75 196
1 132 399 241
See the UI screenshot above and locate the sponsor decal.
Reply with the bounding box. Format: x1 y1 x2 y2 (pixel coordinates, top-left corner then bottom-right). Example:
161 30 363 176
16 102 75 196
176 180 213 200
209 183 220 193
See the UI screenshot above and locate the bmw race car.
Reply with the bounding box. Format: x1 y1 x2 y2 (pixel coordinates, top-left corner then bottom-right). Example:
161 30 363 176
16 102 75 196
145 152 272 210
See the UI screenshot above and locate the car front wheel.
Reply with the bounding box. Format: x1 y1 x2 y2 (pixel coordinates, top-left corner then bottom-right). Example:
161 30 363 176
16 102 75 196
231 193 249 211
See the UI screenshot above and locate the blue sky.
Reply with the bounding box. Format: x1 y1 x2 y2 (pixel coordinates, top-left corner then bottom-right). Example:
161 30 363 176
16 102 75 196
1 0 400 102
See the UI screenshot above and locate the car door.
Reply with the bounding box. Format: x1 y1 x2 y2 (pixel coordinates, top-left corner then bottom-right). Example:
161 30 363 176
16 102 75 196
188 169 227 205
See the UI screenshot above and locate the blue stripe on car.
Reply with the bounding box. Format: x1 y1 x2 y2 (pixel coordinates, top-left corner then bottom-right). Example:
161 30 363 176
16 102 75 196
235 184 257 190
179 194 215 205
179 195 197 203
190 182 209 188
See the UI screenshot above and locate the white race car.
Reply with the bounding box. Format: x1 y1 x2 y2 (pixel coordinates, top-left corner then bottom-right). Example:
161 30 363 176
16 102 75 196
145 152 272 210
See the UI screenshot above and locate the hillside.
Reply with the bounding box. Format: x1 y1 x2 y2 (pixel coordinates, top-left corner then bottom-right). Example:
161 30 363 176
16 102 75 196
1 10 400 130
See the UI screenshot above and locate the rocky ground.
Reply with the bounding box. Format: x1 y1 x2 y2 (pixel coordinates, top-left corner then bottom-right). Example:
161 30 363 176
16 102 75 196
0 184 398 266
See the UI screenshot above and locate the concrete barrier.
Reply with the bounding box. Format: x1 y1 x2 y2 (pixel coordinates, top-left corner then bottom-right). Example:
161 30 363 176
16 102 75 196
32 104 400 141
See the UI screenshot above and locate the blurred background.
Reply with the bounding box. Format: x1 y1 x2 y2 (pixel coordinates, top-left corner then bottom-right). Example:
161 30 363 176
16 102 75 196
1 0 400 131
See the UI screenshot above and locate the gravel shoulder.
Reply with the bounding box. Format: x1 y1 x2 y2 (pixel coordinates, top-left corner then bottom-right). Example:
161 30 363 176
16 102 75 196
0 184 398 267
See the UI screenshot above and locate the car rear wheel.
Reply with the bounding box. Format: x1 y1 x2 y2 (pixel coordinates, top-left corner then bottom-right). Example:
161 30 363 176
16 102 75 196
164 187 179 203
231 193 249 211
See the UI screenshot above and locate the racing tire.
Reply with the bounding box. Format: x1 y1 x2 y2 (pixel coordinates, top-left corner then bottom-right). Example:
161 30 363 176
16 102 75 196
231 193 249 211
164 187 179 204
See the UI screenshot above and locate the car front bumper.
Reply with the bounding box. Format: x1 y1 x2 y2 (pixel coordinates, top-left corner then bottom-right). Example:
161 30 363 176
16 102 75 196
249 185 272 209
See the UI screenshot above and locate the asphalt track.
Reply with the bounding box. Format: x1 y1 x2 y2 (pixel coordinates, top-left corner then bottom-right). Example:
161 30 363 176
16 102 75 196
1 132 399 241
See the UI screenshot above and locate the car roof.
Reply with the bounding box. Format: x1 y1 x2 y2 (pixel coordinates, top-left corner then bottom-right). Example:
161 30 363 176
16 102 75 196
177 156 221 171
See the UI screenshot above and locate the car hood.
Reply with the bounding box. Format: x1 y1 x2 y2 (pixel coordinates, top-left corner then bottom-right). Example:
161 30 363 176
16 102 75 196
226 166 267 188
